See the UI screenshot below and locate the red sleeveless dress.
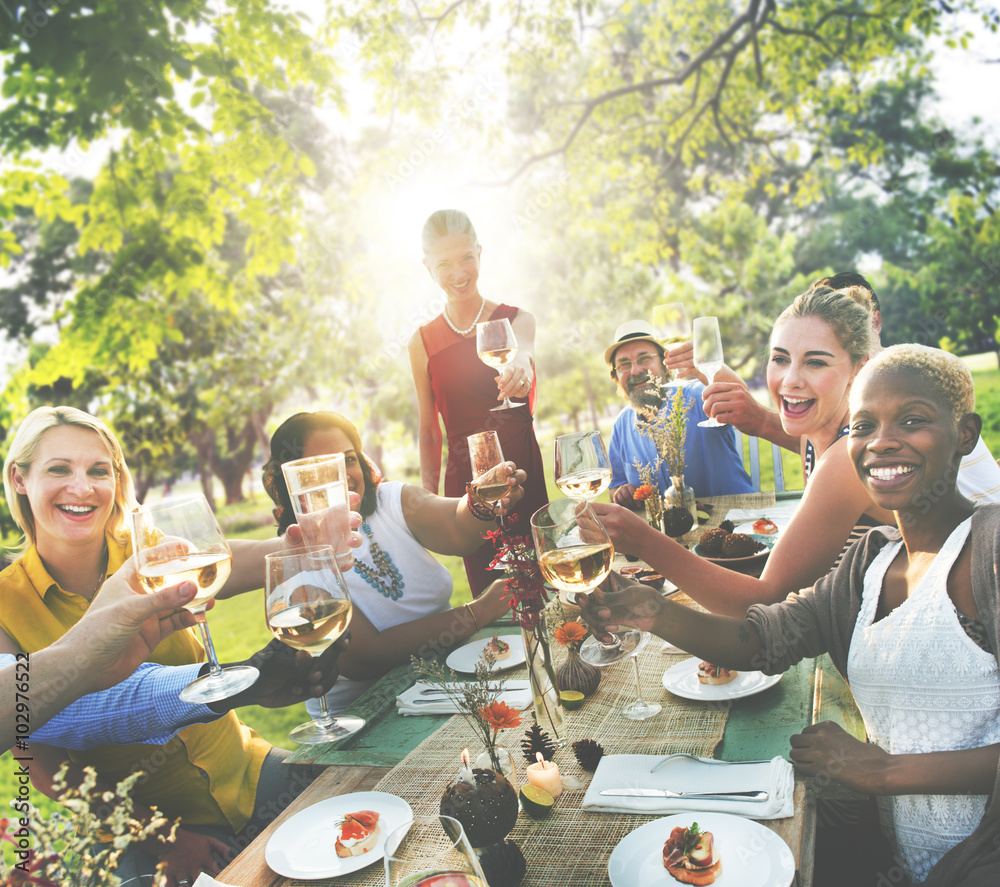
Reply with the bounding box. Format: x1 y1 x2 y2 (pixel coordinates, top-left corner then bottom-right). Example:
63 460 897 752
419 304 549 595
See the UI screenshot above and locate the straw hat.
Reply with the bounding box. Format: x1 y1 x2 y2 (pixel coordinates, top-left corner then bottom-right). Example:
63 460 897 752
603 320 662 366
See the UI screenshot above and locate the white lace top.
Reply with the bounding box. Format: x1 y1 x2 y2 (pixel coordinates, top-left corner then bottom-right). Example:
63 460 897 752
847 517 1000 883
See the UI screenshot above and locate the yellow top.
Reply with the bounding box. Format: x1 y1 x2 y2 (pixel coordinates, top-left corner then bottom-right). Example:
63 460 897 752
0 538 269 832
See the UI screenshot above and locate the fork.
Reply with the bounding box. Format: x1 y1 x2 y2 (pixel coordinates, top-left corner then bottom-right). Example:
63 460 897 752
650 753 772 772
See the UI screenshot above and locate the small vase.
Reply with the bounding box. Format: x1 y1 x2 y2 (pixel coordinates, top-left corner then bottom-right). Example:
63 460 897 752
665 475 697 529
644 495 663 531
474 746 518 788
556 647 601 697
520 623 565 746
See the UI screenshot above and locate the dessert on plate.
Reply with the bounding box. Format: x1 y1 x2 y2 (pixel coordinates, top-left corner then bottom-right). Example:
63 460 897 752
663 822 722 885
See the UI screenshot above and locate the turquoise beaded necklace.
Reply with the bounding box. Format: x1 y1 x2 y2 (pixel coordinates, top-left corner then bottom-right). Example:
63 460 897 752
353 520 405 601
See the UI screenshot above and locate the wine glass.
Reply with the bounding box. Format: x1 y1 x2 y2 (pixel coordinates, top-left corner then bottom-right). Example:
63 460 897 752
281 454 354 572
530 499 640 666
622 635 661 720
554 430 612 501
467 431 507 507
132 493 258 704
384 815 487 887
264 546 364 745
651 302 690 388
476 318 523 411
693 316 725 427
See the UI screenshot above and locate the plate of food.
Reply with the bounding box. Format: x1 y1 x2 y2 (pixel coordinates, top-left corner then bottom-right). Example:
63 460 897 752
608 813 794 887
734 517 784 537
693 531 776 564
662 657 782 701
445 633 525 673
265 791 413 879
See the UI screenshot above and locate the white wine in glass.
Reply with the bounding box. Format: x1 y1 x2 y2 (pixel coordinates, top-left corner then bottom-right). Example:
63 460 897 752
554 430 612 501
530 499 639 666
476 318 523 410
265 547 364 745
132 494 258 704
651 302 690 388
281 454 353 572
693 315 726 428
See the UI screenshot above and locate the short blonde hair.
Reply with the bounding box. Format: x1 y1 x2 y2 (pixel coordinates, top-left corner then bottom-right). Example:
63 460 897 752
852 344 975 424
3 406 136 552
421 209 479 255
774 286 873 365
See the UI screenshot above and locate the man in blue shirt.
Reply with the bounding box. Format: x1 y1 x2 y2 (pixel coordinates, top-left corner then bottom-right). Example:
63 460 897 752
605 320 753 507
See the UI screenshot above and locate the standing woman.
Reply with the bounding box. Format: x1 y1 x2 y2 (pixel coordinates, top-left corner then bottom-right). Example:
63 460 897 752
409 209 549 596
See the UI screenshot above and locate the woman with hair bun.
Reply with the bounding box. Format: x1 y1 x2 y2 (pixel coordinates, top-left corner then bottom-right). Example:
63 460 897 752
262 410 525 715
408 209 549 597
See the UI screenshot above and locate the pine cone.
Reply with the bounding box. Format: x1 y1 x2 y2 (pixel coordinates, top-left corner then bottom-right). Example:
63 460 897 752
572 738 605 771
479 839 527 887
520 723 556 763
719 519 735 533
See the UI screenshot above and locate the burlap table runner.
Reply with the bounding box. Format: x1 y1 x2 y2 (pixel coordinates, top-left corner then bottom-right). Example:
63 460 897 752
288 627 729 887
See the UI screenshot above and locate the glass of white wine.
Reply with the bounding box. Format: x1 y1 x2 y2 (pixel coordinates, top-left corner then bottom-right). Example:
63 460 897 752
132 493 258 704
282 453 354 572
651 302 690 389
384 815 487 887
264 546 364 745
476 318 523 411
554 430 612 501
530 499 639 666
693 315 726 428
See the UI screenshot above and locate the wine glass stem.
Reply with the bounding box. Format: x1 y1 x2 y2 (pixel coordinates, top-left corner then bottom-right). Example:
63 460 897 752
631 653 643 700
194 615 224 679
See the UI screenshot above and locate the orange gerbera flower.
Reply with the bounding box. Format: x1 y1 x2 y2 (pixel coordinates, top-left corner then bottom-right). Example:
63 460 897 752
555 621 588 648
633 484 656 502
479 700 523 733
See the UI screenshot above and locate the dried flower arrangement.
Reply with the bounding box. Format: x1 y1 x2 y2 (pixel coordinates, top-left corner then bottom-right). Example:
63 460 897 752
636 386 691 479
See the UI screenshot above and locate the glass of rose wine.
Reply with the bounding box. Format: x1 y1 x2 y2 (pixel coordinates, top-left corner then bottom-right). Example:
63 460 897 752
651 302 690 388
264 546 364 744
467 431 508 509
554 430 612 501
476 318 523 411
693 316 726 427
384 815 487 887
132 493 258 703
281 454 354 572
530 499 640 666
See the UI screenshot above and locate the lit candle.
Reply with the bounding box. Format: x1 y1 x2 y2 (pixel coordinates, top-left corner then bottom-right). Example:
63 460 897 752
458 748 476 786
525 752 562 798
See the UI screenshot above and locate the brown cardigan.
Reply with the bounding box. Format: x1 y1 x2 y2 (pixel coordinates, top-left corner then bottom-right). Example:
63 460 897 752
746 505 1000 885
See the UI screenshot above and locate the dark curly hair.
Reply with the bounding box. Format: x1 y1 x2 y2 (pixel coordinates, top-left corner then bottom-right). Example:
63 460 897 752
261 411 380 535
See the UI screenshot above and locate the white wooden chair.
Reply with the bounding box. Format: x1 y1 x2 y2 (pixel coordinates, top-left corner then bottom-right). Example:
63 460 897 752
733 429 786 494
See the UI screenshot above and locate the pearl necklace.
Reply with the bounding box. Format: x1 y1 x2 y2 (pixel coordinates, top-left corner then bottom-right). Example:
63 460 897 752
353 521 405 601
442 296 486 337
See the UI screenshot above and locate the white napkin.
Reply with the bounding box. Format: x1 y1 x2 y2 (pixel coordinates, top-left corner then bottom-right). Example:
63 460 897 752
396 680 533 715
193 875 236 887
582 754 794 820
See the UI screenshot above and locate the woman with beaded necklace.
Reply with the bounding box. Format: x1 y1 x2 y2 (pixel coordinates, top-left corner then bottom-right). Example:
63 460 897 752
408 209 549 597
262 411 525 715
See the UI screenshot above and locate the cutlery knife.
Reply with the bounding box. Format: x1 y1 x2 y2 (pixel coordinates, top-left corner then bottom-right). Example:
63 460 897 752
408 693 528 706
599 788 769 802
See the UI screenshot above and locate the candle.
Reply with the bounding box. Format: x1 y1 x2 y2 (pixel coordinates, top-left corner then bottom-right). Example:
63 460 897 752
525 752 562 798
457 748 476 786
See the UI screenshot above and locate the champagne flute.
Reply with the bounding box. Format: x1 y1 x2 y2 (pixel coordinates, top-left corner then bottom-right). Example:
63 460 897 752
476 318 523 410
530 499 640 666
264 546 364 744
622 635 660 720
384 815 487 886
132 493 258 704
281 454 354 572
554 430 612 501
693 315 726 427
651 302 690 388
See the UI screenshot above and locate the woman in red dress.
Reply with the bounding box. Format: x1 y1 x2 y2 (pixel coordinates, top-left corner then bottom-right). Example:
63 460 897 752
408 209 549 596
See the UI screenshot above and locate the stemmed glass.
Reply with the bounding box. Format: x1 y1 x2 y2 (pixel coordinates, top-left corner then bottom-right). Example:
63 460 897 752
693 316 726 427
622 636 660 720
132 493 258 704
651 303 690 389
384 815 487 886
476 318 523 411
468 431 508 512
530 499 640 666
264 547 364 744
553 430 612 502
281 454 354 572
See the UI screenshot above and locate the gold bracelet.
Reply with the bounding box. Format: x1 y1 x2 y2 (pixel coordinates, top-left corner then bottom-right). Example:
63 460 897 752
464 602 480 633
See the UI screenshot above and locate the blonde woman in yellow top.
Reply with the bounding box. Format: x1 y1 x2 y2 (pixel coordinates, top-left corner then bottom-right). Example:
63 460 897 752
0 406 316 887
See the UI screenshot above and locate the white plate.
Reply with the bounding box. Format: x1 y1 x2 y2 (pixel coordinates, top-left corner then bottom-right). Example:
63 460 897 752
734 521 784 538
693 533 776 565
662 657 782 701
265 791 412 879
445 633 525 673
608 812 795 887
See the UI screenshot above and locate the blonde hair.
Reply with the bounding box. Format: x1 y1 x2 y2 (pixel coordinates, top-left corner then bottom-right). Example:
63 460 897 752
3 406 136 552
774 286 873 365
421 209 479 255
852 344 975 424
